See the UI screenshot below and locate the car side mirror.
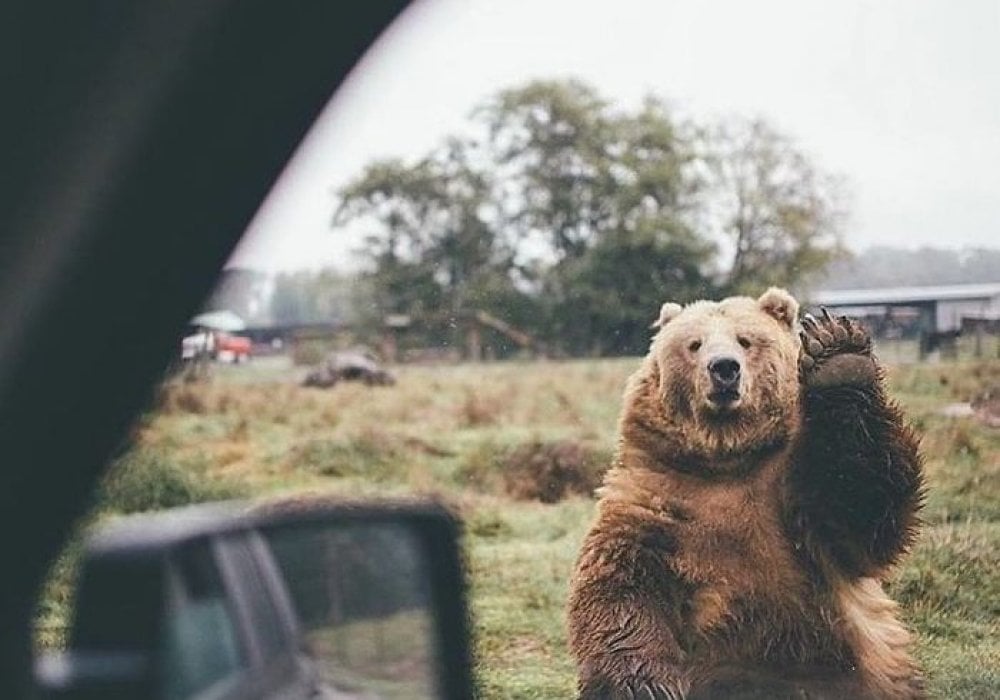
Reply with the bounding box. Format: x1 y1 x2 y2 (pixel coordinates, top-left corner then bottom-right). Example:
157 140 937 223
252 498 474 700
34 498 473 700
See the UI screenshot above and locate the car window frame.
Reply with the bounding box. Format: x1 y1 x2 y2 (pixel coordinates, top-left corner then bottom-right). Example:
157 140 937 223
212 533 311 699
161 539 249 700
0 2 414 696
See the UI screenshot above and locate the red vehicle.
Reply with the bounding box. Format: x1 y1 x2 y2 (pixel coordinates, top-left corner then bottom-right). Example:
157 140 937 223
181 330 252 363
216 332 252 363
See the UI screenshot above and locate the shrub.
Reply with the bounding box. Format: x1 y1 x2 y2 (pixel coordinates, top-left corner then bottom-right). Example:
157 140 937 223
97 448 245 514
502 440 609 503
459 439 610 503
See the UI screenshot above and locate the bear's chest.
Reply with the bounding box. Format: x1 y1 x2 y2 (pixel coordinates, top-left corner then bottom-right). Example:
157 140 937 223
667 476 804 592
600 463 824 626
643 462 828 639
596 464 850 665
642 474 853 666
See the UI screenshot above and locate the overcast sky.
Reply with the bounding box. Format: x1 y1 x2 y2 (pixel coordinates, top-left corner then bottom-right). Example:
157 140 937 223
229 0 1000 272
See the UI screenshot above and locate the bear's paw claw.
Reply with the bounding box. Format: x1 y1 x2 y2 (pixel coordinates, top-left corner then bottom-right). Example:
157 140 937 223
799 310 876 388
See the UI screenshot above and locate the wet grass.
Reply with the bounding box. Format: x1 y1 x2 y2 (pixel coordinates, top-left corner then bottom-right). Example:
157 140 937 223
35 356 1000 698
886 361 1000 698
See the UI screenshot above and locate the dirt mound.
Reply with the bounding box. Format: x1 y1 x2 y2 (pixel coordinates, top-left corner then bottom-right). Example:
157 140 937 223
501 440 608 503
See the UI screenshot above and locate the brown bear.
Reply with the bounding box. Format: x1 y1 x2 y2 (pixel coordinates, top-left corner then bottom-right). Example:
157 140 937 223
567 288 925 699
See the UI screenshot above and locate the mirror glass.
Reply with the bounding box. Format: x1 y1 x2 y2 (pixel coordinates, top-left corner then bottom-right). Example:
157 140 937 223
262 521 440 700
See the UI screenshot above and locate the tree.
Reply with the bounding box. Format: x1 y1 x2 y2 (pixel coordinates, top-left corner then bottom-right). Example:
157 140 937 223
478 83 699 264
560 223 713 355
331 80 851 357
478 79 615 261
700 118 846 294
478 83 709 353
334 145 534 351
269 269 358 326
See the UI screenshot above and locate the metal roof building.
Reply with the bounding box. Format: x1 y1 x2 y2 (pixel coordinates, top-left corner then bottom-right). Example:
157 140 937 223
809 283 1000 333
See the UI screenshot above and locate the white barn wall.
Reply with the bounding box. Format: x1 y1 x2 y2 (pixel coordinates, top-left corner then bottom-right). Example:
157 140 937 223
936 296 1000 332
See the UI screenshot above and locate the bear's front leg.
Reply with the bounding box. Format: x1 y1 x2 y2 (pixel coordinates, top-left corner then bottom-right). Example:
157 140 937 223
568 524 689 700
791 310 924 577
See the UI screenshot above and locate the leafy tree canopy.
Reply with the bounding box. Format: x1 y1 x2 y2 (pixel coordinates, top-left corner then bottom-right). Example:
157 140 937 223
334 80 846 356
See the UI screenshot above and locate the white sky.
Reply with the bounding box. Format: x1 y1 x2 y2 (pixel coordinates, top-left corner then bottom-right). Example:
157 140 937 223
229 0 1000 273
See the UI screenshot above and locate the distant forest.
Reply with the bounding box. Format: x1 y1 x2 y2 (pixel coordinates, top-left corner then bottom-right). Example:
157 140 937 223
818 246 1000 290
209 245 999 328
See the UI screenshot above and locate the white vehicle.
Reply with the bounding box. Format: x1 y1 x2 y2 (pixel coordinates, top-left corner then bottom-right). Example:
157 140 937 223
180 331 215 361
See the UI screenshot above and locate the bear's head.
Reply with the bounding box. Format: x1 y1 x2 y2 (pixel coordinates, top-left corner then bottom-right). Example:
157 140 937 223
622 288 802 467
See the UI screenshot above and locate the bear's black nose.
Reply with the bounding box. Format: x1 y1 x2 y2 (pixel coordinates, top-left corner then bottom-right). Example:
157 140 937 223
708 357 741 387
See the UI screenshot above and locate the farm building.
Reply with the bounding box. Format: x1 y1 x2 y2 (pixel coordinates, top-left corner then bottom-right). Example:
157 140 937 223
808 282 1000 358
810 283 1000 332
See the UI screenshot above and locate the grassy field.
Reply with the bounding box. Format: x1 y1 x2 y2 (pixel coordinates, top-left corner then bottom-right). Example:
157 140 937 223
35 356 1000 698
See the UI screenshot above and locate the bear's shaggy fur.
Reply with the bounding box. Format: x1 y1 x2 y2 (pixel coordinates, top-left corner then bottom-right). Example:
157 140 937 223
567 289 925 699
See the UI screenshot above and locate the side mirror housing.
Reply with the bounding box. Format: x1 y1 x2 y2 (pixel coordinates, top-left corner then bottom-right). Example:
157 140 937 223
34 499 473 700
35 650 152 699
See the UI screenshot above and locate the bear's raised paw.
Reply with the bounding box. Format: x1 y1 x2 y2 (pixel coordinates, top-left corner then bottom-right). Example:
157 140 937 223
799 309 876 389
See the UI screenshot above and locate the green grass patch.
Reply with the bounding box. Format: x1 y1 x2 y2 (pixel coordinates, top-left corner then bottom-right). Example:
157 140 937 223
98 448 247 514
34 358 1000 698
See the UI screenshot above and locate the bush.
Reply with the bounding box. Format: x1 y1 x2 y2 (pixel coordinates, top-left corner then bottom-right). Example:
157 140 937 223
97 448 245 514
459 439 611 503
502 440 609 503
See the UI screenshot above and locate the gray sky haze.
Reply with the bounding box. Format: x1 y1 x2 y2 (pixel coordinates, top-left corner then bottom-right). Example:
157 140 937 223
229 0 1000 272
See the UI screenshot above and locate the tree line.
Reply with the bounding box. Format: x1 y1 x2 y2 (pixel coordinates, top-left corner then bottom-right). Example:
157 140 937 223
211 243 999 340
820 246 1000 290
208 84 999 359
331 79 844 356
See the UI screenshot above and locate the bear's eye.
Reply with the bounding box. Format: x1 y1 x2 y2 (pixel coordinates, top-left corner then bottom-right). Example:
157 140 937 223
688 340 702 352
737 336 752 349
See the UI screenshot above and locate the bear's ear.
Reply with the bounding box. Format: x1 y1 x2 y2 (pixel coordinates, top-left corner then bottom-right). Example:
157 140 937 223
757 287 799 329
651 302 683 329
